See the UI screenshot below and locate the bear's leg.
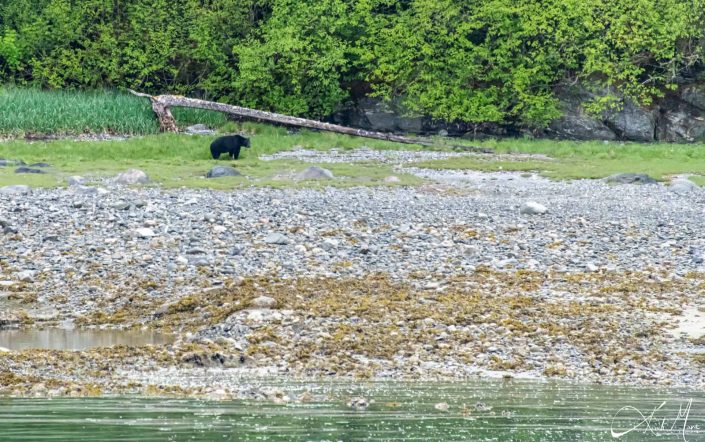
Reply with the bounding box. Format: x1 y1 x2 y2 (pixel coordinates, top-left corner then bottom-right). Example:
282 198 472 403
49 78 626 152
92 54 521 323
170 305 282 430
229 145 242 160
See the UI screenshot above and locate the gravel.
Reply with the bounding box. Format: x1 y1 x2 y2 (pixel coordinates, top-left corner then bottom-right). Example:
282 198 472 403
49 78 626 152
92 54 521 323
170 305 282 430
1 153 705 397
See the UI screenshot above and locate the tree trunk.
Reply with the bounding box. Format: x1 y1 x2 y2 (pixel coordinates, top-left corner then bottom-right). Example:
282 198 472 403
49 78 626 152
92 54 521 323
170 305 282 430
127 90 492 153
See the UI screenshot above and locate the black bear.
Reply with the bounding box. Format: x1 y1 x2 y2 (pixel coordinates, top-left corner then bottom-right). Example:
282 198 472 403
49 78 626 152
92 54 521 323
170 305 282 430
210 135 251 160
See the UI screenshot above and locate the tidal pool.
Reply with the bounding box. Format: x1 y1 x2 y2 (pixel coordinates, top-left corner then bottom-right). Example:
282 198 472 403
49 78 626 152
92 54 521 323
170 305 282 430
1 380 704 441
0 328 173 351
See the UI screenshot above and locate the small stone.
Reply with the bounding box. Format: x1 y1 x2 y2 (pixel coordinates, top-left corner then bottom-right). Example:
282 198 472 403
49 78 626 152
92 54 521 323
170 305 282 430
298 392 314 403
0 185 30 195
29 162 50 168
520 201 548 215
176 256 189 265
384 176 401 183
251 296 277 309
73 185 109 196
296 166 334 180
206 166 240 178
347 397 369 410
116 169 150 185
475 402 492 412
586 262 599 272
134 228 156 238
434 402 450 412
16 270 36 282
111 201 131 210
189 257 210 267
264 233 288 245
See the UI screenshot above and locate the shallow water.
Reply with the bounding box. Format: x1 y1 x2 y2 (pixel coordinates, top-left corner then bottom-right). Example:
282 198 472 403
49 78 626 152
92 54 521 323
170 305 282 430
1 380 704 441
0 328 173 351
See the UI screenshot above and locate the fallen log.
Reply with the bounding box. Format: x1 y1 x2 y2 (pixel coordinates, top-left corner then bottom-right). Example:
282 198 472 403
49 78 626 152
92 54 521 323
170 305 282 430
127 89 492 153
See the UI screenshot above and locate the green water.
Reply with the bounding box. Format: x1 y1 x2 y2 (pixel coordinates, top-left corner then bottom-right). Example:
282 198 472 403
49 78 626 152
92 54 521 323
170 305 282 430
1 380 704 441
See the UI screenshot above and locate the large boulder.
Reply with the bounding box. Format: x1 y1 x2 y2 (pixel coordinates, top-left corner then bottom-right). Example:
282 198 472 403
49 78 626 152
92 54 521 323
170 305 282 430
547 88 617 140
116 169 150 185
520 201 548 215
605 173 658 185
296 166 333 180
602 100 657 142
669 178 699 194
206 166 240 178
0 185 31 195
0 159 25 167
15 166 45 174
656 107 705 143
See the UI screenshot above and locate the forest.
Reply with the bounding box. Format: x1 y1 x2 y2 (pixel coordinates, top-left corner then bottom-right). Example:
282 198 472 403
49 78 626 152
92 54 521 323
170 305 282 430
1 0 704 128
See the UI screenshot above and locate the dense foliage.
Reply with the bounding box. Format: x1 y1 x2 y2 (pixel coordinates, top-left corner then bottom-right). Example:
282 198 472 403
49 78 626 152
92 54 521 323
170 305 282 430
1 0 704 126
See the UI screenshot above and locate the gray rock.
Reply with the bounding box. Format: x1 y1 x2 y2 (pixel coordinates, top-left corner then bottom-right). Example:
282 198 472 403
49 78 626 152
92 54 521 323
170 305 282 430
30 162 51 168
296 166 334 180
384 176 401 183
206 166 241 178
602 100 657 142
116 169 150 185
548 113 617 141
185 124 216 135
520 201 548 215
133 228 156 238
73 185 108 196
264 233 289 245
189 257 210 267
605 173 658 185
251 296 277 309
347 397 369 410
67 176 85 186
0 185 31 195
16 270 36 282
0 159 25 167
657 108 705 142
669 179 698 194
680 84 705 110
111 201 131 210
548 89 617 140
15 166 45 174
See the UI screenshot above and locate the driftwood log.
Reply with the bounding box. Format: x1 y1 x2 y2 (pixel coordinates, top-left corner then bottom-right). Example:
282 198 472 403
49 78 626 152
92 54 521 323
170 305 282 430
127 89 492 153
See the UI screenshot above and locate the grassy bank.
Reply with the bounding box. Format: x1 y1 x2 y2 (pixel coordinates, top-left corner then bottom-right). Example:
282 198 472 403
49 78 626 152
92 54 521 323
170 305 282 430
0 122 421 189
422 138 705 182
0 87 227 135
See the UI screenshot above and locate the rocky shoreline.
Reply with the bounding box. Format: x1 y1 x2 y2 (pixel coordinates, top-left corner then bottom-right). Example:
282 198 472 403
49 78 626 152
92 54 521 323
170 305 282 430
1 156 704 399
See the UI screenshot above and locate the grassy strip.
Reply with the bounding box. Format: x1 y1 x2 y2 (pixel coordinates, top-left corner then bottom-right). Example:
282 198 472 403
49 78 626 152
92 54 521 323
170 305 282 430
419 138 705 180
0 124 421 189
688 176 705 186
0 86 227 135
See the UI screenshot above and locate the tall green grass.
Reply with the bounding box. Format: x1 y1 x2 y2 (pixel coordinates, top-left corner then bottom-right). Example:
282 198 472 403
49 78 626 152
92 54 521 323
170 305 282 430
0 86 227 135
